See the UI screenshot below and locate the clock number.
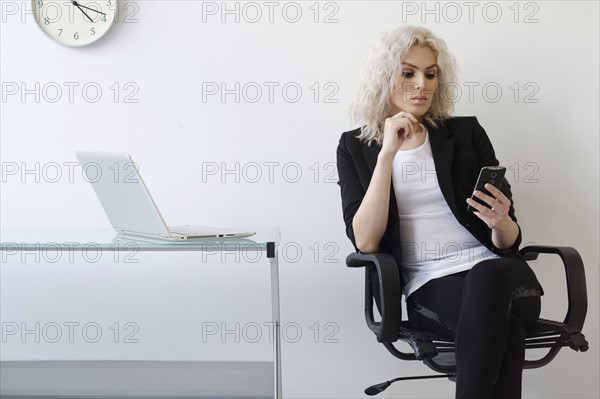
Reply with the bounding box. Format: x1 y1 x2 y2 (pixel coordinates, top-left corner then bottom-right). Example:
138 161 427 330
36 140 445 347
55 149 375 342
107 0 112 6
58 28 63 36
91 27 96 35
44 17 50 25
37 1 43 7
74 32 79 40
102 14 107 22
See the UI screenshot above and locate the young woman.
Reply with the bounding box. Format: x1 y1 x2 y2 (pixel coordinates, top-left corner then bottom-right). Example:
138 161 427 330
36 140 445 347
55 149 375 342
336 25 544 399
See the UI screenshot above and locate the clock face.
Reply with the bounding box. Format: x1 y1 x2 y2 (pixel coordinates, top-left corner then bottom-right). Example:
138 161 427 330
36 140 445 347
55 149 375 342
32 0 117 47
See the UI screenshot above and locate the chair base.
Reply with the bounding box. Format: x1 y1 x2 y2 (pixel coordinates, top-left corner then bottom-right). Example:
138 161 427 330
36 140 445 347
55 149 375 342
365 373 456 396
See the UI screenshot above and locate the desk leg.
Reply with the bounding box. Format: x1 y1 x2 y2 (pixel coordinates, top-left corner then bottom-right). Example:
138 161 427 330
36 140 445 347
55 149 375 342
269 248 282 399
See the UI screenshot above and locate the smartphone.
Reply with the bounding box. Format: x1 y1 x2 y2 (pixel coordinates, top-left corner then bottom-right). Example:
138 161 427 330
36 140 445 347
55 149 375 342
467 166 507 212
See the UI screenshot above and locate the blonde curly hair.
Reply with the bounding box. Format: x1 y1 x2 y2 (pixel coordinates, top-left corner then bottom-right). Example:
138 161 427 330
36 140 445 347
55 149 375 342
350 25 459 145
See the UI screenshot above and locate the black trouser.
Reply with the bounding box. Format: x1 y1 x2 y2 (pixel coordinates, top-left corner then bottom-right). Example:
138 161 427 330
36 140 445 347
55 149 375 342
406 258 542 399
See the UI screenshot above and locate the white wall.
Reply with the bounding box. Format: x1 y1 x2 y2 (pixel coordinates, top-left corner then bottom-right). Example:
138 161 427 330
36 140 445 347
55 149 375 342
1 1 598 398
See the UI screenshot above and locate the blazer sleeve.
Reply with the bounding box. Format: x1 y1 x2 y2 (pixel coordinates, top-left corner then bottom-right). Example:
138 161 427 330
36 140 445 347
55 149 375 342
336 132 365 253
471 116 523 255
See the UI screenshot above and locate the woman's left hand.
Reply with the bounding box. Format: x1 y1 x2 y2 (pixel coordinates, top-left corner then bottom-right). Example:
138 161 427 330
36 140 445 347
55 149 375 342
466 183 513 230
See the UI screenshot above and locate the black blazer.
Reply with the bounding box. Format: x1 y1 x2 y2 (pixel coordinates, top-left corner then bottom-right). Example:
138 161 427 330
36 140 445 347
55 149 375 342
336 116 526 294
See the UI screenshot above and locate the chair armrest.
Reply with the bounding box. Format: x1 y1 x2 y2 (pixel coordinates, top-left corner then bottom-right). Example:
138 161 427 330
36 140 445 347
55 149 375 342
520 245 587 332
346 252 402 343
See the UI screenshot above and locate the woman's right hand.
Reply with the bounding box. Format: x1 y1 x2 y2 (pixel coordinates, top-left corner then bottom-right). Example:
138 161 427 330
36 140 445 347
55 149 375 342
381 111 421 156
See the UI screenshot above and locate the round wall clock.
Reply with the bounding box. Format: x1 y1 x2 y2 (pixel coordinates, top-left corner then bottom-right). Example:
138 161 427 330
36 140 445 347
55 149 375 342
32 0 117 47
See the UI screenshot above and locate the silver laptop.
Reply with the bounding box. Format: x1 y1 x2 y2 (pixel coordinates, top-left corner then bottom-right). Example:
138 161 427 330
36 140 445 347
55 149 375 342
75 151 255 241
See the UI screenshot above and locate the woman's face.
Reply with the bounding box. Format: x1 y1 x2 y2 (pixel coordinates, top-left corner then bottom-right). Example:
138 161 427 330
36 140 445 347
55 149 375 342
389 45 439 120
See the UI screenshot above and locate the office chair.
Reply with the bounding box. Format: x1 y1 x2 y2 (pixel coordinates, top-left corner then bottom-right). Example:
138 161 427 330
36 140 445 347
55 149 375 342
346 245 589 396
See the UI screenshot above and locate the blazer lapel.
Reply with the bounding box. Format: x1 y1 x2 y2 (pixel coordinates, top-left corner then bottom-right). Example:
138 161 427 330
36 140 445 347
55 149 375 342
426 120 459 217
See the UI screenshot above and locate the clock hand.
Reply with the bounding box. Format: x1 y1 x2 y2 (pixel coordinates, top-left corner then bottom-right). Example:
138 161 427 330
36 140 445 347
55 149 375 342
72 1 94 22
74 2 107 16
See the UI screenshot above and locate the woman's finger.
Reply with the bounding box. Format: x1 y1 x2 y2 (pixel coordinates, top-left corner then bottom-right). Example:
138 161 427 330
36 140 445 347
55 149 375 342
391 110 418 124
472 190 497 209
484 183 508 203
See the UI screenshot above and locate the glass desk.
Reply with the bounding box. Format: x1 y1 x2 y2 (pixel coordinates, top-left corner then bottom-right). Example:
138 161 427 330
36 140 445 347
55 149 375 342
0 227 282 399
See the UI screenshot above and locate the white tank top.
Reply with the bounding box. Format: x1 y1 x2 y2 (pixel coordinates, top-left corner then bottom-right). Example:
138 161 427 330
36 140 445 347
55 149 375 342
391 126 499 298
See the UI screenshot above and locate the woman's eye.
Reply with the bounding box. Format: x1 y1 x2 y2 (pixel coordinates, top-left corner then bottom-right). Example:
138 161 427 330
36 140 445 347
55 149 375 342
401 71 438 79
